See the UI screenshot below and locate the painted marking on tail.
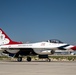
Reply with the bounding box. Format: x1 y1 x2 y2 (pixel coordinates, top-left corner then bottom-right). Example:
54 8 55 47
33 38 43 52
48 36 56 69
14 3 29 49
0 28 22 45
0 30 10 45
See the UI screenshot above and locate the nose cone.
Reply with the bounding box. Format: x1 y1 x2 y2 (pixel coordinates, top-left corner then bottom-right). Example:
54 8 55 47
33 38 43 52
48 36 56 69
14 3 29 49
71 46 76 50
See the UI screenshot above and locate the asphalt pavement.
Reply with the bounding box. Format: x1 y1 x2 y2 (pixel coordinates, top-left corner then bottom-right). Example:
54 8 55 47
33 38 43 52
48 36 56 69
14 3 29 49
0 61 76 75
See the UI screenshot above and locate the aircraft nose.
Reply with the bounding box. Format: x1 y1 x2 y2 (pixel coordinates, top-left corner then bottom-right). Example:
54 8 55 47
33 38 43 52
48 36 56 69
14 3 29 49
71 46 76 50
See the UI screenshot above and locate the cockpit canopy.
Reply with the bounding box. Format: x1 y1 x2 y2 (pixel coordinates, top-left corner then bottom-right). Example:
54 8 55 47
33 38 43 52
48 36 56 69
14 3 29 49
46 39 63 43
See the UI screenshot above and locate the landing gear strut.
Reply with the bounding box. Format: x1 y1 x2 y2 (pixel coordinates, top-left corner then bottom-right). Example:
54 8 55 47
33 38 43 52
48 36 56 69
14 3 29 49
27 57 31 62
47 58 51 62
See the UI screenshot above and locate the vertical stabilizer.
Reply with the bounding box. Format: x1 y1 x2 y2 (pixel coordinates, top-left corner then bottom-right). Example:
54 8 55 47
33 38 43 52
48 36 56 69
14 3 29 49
0 28 22 45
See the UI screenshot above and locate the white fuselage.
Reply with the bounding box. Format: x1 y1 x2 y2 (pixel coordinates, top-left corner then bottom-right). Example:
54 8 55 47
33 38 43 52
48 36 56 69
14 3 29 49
0 41 73 54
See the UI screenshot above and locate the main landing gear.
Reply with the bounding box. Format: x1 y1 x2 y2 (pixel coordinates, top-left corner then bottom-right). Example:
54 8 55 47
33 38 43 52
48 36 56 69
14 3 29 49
17 57 22 62
17 56 32 62
27 57 31 62
17 56 51 62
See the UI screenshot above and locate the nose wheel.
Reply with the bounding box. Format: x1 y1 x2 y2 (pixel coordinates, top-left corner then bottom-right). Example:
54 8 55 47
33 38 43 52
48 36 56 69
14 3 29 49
48 58 51 62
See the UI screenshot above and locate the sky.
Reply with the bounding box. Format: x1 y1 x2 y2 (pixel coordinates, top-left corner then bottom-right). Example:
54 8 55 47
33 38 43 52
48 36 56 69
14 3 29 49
0 0 76 44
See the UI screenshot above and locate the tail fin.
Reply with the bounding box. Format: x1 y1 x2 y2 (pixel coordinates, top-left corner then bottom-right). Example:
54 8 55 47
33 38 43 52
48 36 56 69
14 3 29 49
0 28 22 45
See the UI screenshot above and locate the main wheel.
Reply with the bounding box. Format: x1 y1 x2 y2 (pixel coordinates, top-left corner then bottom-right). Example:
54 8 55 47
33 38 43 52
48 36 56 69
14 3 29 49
17 57 22 62
27 57 31 62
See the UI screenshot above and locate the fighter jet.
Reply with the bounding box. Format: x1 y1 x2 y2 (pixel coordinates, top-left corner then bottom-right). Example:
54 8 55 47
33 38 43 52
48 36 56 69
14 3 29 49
0 28 76 62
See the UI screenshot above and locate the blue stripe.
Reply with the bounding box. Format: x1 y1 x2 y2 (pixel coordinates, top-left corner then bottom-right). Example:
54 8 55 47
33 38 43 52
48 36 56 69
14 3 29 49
58 44 70 50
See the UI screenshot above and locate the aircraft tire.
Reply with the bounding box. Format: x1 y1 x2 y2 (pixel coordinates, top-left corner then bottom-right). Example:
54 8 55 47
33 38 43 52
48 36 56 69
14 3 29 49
17 57 22 62
27 57 31 62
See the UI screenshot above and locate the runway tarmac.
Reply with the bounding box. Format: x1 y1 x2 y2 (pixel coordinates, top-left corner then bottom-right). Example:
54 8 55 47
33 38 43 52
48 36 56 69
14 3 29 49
0 61 76 75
